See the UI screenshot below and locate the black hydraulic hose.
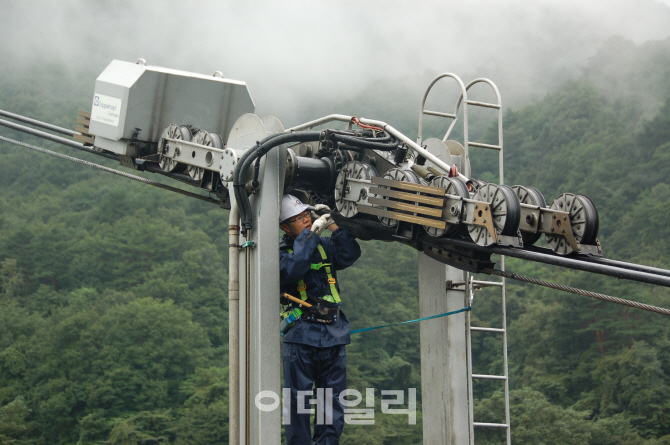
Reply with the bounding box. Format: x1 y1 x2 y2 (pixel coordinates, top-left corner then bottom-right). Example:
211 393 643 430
233 129 403 230
233 131 322 230
252 157 261 187
233 132 295 231
329 132 400 151
0 109 79 137
336 143 365 152
232 132 287 228
439 237 670 288
361 133 393 143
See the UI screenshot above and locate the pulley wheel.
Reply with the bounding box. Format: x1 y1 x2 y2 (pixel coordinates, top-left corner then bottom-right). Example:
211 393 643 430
579 194 600 243
512 185 547 246
466 178 488 195
376 168 421 227
334 161 378 218
468 183 521 246
546 193 599 255
189 131 223 181
157 124 191 173
424 175 469 237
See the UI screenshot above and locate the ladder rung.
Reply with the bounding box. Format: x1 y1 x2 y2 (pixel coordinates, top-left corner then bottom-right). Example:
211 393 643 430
469 141 501 151
474 422 509 428
423 110 456 119
465 100 501 109
472 374 507 380
471 280 503 288
471 326 505 333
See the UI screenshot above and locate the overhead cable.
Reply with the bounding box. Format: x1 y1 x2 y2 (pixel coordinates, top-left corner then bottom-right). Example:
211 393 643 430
0 117 116 159
483 268 670 316
0 109 79 137
0 135 221 205
441 237 670 288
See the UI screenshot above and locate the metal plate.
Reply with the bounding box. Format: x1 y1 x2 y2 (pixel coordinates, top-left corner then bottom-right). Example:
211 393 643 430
372 176 446 196
358 205 447 229
374 169 422 227
226 113 268 155
370 187 445 206
261 115 285 134
189 131 223 181
368 196 443 217
423 138 452 175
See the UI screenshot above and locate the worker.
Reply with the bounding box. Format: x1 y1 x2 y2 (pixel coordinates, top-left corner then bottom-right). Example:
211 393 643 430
279 194 361 445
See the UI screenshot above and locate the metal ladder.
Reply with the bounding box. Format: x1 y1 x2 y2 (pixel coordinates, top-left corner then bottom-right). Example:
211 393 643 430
461 79 511 445
466 272 511 444
418 74 511 444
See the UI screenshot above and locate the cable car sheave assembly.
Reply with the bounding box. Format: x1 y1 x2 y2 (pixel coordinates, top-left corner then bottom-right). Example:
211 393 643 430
0 59 668 299
6 59 670 445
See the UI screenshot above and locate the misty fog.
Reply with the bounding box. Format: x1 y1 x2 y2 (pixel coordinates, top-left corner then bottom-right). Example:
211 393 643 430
2 0 670 125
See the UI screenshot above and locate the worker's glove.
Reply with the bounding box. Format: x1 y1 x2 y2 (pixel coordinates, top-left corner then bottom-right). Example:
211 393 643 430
311 203 331 219
310 213 333 237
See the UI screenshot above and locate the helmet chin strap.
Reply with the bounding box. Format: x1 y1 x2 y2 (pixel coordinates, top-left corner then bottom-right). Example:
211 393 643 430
289 225 298 238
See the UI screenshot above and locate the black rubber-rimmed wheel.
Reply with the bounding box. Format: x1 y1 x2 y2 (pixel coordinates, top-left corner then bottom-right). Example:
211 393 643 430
547 193 599 255
497 185 521 236
576 194 599 245
512 185 547 245
468 183 521 246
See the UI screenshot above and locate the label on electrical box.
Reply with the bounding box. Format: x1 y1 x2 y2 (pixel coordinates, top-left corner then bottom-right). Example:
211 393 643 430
91 93 122 127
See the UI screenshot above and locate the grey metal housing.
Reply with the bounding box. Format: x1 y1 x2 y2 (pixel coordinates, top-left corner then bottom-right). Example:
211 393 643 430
88 60 255 156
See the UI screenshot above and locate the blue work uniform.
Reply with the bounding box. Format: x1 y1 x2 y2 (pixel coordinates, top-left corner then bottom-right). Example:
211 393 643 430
280 227 361 445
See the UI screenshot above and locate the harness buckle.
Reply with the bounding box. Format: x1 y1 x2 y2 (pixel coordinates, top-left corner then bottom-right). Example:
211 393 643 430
327 278 336 284
297 284 307 291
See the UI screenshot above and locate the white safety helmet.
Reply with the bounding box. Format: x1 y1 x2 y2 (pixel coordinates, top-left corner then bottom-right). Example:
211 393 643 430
279 194 311 223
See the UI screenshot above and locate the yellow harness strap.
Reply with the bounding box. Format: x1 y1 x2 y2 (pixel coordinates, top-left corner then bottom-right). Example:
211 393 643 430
286 244 341 304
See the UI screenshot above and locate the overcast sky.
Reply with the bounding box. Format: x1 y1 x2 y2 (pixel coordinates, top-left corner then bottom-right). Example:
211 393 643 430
3 0 670 124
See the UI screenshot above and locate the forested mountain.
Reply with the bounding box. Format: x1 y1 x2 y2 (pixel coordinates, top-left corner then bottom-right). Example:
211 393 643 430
1 37 670 444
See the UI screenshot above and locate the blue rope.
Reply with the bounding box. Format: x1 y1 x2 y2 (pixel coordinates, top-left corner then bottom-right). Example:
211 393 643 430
350 306 472 335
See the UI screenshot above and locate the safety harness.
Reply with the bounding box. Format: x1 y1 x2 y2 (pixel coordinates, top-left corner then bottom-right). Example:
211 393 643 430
280 244 341 335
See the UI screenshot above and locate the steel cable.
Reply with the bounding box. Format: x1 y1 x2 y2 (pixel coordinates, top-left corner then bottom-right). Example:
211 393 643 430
482 268 670 316
0 135 221 205
0 110 79 137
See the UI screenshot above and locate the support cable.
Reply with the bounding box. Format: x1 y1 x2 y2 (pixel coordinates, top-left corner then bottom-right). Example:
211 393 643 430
526 245 670 279
0 117 116 159
439 237 670 288
0 109 79 137
482 268 670 316
0 135 221 205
